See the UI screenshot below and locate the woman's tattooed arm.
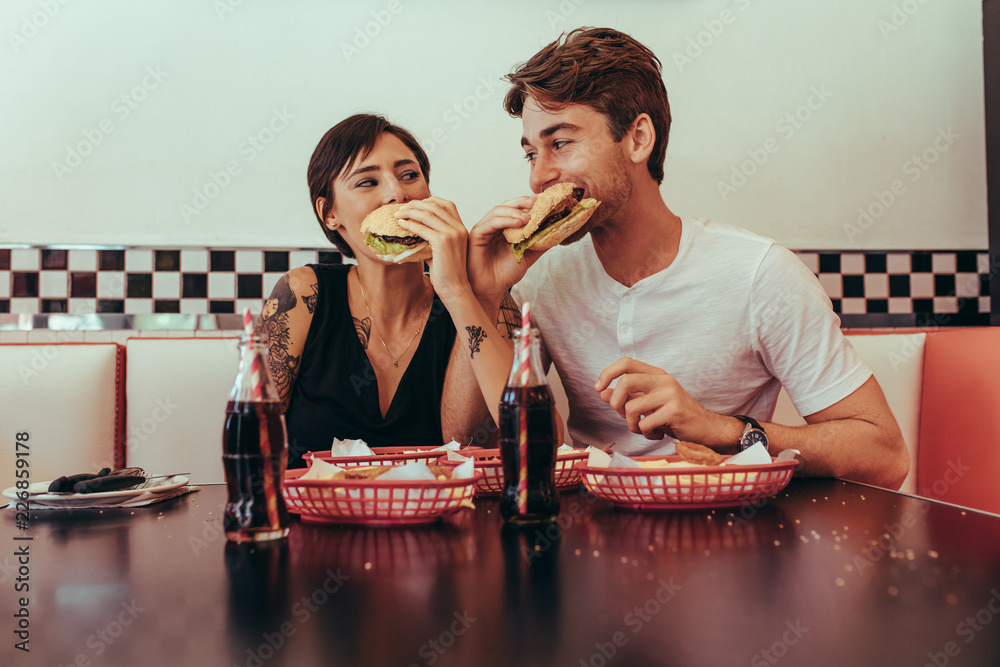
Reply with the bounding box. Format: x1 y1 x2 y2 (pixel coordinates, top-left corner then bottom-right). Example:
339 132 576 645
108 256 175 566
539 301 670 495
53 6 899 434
255 270 315 411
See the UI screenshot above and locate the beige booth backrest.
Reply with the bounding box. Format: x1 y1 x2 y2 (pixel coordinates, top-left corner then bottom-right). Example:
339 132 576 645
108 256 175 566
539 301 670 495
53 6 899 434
772 333 926 494
0 343 124 490
125 337 240 484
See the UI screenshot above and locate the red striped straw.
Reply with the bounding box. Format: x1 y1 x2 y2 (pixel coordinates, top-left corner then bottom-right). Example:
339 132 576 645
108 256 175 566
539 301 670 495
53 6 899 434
517 301 531 514
244 308 279 527
243 308 263 401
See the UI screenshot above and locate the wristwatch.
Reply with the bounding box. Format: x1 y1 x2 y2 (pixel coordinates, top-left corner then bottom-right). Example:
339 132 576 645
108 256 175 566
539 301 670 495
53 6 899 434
734 415 768 452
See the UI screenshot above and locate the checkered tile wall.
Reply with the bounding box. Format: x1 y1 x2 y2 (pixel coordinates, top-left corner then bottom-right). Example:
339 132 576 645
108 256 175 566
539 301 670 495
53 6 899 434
0 247 991 326
0 248 341 316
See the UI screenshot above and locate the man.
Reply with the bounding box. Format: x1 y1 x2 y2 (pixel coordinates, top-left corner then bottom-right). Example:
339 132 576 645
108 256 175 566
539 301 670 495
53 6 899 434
464 27 908 489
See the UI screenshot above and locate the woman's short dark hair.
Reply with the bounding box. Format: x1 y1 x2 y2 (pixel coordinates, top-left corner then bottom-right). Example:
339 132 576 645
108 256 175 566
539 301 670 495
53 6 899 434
503 28 671 184
307 114 430 258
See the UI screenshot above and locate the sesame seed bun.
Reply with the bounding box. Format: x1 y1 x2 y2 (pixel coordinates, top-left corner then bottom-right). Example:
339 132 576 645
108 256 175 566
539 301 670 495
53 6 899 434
502 182 600 261
360 203 431 264
361 203 410 237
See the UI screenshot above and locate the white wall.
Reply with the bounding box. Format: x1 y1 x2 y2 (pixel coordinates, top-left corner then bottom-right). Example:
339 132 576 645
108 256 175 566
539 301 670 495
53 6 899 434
0 0 987 250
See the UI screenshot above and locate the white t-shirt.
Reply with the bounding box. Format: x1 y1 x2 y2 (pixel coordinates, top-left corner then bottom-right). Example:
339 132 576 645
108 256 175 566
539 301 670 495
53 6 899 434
511 218 871 456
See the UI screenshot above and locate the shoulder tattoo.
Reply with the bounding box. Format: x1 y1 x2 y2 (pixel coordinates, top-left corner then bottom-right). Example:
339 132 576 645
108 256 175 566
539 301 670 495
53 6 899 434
354 316 372 350
255 274 302 405
302 282 319 314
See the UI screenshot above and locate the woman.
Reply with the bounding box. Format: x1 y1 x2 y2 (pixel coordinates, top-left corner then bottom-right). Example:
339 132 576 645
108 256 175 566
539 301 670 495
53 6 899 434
256 114 491 467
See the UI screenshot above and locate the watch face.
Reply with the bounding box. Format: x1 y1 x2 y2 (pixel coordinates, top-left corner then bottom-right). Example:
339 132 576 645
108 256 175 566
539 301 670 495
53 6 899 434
740 430 768 451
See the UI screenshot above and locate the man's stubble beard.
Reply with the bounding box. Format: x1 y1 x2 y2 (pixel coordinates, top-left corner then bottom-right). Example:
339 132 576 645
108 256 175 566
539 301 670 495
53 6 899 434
561 152 633 247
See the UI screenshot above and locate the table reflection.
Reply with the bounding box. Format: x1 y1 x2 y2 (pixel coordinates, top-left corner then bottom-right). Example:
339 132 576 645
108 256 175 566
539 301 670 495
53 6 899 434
288 519 475 579
586 503 798 554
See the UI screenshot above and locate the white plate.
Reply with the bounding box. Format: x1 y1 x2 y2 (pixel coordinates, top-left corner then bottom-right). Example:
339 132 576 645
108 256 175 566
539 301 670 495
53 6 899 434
2 476 190 507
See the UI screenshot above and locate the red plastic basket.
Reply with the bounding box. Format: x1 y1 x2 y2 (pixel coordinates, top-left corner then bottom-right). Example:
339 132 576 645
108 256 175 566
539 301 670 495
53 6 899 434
304 445 462 469
282 468 479 526
578 455 797 510
441 448 588 496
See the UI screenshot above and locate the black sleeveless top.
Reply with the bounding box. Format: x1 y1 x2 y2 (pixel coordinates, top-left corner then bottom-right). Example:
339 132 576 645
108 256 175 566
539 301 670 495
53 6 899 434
284 264 456 468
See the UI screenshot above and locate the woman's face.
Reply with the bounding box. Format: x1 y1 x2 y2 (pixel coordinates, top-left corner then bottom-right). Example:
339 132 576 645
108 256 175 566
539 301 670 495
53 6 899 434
326 132 430 258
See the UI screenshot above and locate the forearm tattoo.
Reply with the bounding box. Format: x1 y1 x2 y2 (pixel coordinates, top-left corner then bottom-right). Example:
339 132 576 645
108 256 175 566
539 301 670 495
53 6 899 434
497 292 520 340
256 275 302 406
354 316 372 350
466 325 487 359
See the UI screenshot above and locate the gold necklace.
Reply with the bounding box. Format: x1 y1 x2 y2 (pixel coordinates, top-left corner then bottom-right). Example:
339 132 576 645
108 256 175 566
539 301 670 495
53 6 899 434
355 271 430 367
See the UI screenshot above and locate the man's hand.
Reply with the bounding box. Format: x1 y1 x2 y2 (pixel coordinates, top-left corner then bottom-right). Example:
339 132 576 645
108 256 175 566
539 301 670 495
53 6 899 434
467 195 539 304
594 358 729 443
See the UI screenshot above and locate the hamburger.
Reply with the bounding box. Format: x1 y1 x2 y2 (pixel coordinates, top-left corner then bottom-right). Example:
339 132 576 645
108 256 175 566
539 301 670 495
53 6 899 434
503 182 600 262
361 203 432 264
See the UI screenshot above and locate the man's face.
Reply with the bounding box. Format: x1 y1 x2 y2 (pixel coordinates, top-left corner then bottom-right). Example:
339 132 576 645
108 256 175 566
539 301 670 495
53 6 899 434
520 98 632 242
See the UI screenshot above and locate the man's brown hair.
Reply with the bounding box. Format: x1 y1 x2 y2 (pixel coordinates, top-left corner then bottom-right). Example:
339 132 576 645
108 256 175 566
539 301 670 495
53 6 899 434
503 27 671 184
307 114 430 258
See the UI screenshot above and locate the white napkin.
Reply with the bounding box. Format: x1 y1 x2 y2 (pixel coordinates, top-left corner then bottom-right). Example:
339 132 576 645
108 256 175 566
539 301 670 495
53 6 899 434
587 448 612 468
377 462 438 481
451 457 475 479
557 444 577 454
402 439 463 454
299 459 346 481
722 442 773 466
446 450 470 462
329 438 374 457
609 452 643 468
775 449 801 463
376 459 476 481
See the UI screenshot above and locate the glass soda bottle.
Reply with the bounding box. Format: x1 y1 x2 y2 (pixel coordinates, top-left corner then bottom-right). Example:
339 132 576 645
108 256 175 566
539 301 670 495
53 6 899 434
499 328 560 523
222 329 290 542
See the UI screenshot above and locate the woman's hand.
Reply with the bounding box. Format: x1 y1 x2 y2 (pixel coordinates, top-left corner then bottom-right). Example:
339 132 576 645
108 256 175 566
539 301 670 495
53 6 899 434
467 196 538 305
396 197 471 306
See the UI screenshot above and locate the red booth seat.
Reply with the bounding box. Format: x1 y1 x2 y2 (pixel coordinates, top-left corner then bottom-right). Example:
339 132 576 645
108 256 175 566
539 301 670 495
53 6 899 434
918 328 1000 515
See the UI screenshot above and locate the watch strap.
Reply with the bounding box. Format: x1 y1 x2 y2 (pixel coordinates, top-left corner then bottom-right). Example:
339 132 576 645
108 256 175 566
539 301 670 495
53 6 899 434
734 415 764 433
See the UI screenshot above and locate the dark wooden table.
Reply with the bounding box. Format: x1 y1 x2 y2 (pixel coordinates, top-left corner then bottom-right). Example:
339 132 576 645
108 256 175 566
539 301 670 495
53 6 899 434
3 479 1000 667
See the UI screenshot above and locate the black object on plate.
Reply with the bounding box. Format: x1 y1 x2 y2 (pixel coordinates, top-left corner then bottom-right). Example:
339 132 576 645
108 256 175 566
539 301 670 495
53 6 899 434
72 475 148 494
47 467 112 493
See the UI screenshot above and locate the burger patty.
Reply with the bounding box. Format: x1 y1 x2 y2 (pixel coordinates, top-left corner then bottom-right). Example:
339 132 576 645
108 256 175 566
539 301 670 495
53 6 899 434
533 187 585 235
376 235 422 246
